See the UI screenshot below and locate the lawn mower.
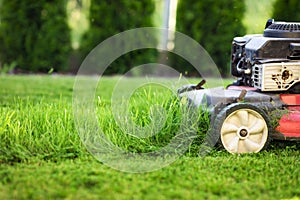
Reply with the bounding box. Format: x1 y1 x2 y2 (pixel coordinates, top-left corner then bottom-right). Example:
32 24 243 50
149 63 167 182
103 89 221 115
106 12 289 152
178 19 300 154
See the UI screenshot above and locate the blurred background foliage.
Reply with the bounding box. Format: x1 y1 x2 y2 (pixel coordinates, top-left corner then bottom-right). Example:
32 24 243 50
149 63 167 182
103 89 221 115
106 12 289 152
0 0 72 73
176 0 246 75
272 0 300 22
0 0 293 75
79 0 157 75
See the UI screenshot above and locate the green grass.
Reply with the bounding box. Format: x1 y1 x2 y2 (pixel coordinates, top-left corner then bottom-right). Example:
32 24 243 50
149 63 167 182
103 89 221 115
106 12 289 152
0 75 299 199
1 153 299 200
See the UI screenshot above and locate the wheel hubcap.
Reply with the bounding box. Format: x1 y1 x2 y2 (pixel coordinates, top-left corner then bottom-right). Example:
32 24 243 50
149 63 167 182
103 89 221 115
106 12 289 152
220 108 268 154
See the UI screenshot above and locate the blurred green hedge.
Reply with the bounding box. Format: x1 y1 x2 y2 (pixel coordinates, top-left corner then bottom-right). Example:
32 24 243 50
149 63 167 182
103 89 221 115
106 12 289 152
79 0 156 75
273 0 300 21
0 0 72 72
176 0 246 75
0 0 249 75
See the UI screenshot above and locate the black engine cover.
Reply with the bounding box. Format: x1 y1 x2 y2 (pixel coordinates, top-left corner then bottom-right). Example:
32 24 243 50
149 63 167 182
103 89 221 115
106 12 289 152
231 20 300 78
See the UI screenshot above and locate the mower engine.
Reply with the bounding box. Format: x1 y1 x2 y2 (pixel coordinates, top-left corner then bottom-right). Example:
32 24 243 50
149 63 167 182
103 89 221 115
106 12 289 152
231 19 300 92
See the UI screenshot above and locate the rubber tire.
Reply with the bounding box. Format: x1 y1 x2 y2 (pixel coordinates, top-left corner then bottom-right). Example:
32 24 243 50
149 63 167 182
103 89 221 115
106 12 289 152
211 103 272 154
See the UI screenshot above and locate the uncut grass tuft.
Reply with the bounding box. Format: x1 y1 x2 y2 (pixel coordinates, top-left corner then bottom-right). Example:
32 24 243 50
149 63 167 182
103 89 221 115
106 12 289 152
0 97 84 162
96 84 210 154
0 76 212 163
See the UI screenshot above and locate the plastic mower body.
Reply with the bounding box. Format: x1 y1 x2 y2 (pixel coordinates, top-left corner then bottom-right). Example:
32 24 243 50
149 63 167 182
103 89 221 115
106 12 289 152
178 19 300 154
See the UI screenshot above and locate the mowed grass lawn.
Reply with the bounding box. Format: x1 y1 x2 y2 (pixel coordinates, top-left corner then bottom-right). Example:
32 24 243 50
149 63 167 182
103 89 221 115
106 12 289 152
0 75 299 200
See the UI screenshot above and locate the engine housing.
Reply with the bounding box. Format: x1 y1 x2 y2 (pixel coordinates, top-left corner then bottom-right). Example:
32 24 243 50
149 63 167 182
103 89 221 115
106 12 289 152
230 19 300 92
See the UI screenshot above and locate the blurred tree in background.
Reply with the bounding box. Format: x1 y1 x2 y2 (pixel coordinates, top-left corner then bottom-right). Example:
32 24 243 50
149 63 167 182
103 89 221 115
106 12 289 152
0 0 71 72
79 0 156 75
272 0 300 21
31 0 72 72
176 0 246 75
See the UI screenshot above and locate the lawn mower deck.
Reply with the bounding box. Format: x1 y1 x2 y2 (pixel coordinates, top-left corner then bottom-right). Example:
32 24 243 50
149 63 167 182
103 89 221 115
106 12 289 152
178 84 300 154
